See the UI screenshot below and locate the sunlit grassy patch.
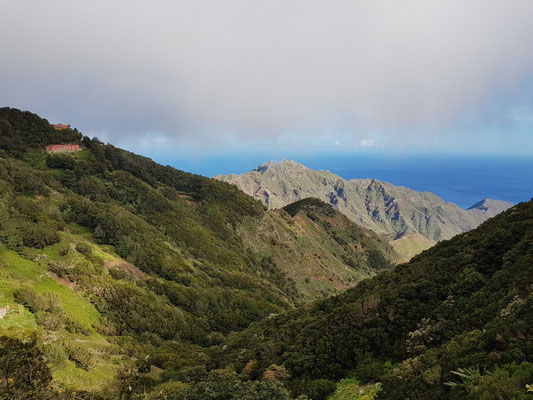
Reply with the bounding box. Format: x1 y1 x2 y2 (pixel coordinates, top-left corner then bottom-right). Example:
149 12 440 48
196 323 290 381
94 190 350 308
0 247 43 280
328 377 381 400
0 244 101 331
53 359 120 392
33 278 101 331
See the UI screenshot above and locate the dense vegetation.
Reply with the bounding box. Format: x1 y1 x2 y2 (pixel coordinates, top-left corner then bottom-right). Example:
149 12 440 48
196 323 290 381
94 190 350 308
221 199 533 399
2 107 530 399
0 107 397 398
283 198 393 272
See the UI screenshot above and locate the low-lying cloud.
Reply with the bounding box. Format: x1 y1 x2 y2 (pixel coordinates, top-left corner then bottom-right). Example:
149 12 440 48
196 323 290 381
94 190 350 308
1 0 533 152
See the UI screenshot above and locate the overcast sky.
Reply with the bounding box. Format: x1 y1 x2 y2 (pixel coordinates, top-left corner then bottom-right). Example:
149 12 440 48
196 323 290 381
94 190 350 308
1 0 533 155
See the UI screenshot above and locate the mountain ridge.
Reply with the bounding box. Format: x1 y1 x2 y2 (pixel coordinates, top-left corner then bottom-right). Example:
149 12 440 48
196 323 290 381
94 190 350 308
216 159 513 260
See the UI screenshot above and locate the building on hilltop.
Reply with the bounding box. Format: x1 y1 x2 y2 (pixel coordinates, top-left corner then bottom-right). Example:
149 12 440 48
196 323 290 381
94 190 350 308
52 124 70 130
46 144 81 153
0 305 9 319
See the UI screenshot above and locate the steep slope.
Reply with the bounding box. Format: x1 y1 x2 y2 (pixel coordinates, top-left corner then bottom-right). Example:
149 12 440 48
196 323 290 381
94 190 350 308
216 160 513 260
239 198 398 302
467 198 514 216
0 107 397 397
221 200 533 399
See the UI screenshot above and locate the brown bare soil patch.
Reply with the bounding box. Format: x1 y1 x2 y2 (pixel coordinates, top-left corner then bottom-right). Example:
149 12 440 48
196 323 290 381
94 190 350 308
48 272 77 290
292 215 309 235
349 242 364 253
105 260 145 279
321 213 347 229
176 194 196 206
334 283 351 290
293 215 305 224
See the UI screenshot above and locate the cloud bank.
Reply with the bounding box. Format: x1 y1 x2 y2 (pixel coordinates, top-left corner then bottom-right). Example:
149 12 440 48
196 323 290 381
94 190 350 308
1 0 533 152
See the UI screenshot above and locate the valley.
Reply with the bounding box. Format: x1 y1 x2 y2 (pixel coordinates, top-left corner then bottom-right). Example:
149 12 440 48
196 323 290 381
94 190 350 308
0 108 396 398
0 108 531 399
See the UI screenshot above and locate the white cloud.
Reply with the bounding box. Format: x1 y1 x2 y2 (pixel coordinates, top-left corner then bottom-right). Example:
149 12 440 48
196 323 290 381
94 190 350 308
360 139 376 147
1 0 533 152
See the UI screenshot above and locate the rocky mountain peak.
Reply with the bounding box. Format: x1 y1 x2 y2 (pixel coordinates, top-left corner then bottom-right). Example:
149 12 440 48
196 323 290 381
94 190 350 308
253 159 309 174
467 198 514 216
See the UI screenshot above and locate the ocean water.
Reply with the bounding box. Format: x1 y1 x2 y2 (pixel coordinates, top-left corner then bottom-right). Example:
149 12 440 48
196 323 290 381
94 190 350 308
300 154 533 209
157 152 533 209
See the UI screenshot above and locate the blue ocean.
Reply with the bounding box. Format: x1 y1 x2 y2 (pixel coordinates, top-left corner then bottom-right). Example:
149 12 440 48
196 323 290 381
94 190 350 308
155 152 533 209
301 154 533 209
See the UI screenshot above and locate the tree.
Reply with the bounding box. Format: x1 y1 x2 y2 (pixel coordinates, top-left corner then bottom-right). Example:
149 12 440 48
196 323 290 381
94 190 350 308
0 333 52 399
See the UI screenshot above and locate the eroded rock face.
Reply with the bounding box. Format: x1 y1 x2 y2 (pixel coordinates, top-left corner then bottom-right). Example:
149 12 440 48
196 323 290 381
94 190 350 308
216 160 513 260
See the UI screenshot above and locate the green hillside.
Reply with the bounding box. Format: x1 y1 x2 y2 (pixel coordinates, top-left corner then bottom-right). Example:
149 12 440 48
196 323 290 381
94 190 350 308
221 200 533 399
2 107 530 400
238 198 398 302
0 107 397 398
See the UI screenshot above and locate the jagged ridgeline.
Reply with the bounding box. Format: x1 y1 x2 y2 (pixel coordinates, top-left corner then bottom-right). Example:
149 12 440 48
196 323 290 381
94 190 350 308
0 107 397 397
221 199 533 399
216 160 514 261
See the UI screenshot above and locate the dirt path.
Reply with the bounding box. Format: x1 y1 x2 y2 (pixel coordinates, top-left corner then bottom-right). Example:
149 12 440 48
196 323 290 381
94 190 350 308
48 272 77 290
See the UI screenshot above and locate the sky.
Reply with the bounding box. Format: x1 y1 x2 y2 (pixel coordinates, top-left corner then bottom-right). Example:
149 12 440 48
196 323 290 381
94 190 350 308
1 1 533 159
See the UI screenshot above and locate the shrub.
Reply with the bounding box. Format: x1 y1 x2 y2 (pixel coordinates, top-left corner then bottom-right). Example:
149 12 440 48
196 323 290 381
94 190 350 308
262 364 290 381
109 268 134 281
35 311 64 331
0 333 52 398
14 286 42 312
43 343 68 368
355 358 388 383
64 342 94 370
145 381 189 399
75 242 92 256
64 319 91 335
291 379 336 400
46 154 75 170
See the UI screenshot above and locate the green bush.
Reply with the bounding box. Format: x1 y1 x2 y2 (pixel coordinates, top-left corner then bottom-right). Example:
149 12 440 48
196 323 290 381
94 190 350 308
43 343 68 369
64 319 91 336
292 379 336 400
354 358 391 384
75 242 92 256
46 154 75 170
109 268 134 281
0 333 52 398
447 362 533 400
64 342 94 370
184 372 291 400
35 311 64 331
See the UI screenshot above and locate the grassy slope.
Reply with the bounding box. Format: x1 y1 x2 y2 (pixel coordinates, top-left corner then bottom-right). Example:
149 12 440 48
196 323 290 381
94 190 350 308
241 210 373 302
221 200 533 399
239 199 398 302
0 240 120 391
389 232 436 262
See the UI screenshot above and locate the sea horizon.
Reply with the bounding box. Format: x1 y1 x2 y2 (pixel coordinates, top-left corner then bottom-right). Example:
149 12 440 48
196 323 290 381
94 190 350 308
143 152 533 209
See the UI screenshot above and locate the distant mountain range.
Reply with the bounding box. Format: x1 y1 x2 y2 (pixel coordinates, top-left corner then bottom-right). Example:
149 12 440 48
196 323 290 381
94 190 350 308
216 160 513 260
